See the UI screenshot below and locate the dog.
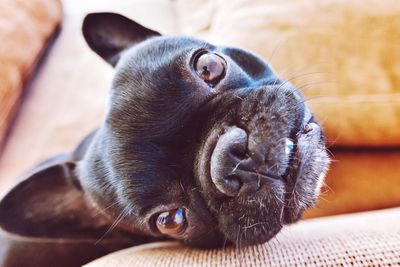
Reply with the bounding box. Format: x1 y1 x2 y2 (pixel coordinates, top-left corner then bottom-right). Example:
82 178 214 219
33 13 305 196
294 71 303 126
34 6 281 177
0 12 330 266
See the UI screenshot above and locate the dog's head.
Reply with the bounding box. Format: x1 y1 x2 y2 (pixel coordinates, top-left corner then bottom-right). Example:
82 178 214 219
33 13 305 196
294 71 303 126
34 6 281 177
0 13 330 248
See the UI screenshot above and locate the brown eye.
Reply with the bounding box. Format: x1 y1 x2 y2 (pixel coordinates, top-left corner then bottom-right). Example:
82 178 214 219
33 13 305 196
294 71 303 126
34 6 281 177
195 52 226 85
156 208 186 235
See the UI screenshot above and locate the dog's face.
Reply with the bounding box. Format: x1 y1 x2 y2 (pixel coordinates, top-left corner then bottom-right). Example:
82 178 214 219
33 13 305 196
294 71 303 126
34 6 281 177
0 13 330 250
77 13 330 247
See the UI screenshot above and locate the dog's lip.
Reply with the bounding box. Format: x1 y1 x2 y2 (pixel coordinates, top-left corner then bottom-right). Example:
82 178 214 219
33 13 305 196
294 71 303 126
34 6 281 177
282 117 325 224
234 168 282 181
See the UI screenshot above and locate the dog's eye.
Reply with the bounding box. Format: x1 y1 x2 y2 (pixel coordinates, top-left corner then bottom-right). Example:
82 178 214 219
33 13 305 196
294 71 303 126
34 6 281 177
156 208 186 235
194 52 226 85
285 138 295 155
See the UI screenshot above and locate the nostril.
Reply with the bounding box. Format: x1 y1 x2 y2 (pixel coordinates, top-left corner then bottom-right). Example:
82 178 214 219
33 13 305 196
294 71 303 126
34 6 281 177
210 126 248 196
229 142 246 160
221 175 242 196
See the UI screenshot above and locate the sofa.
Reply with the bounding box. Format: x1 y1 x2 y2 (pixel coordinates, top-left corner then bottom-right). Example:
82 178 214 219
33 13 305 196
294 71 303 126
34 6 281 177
0 0 399 266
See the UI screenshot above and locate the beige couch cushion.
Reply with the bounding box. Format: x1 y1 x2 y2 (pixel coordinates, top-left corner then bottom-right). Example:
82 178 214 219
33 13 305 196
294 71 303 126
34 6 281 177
0 0 62 147
0 0 178 197
175 0 400 147
85 208 400 266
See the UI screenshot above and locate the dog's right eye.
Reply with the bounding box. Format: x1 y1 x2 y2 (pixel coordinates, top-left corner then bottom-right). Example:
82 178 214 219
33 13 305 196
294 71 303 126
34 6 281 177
194 51 226 86
156 208 186 235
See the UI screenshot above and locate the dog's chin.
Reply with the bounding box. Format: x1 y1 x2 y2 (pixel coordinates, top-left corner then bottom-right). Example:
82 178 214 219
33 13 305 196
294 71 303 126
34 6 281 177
217 184 286 246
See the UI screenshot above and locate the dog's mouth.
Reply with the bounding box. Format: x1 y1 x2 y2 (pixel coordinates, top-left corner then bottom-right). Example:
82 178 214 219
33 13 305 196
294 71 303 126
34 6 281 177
195 86 330 246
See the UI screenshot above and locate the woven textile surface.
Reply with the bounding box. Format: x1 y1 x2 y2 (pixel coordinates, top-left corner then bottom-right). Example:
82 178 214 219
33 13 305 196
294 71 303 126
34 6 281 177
86 208 400 266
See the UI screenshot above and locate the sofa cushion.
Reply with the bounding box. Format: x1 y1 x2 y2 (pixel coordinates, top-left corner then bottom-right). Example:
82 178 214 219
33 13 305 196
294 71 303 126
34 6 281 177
85 208 400 266
175 0 400 147
0 0 62 148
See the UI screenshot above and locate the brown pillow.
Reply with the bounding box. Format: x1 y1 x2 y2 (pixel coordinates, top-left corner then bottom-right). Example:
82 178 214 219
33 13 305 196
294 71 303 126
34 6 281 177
0 0 62 147
175 0 400 147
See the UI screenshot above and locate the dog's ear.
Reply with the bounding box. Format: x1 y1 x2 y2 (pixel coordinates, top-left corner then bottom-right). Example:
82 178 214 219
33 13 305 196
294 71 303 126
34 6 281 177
0 158 155 266
82 12 161 66
0 160 120 239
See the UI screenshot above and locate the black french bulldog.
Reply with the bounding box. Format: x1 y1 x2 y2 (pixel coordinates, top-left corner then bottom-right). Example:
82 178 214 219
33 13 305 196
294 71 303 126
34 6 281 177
0 12 330 266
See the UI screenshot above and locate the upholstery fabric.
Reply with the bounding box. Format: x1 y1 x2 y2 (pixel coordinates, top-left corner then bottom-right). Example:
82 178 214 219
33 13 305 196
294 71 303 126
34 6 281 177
85 208 400 267
175 0 400 147
0 0 62 147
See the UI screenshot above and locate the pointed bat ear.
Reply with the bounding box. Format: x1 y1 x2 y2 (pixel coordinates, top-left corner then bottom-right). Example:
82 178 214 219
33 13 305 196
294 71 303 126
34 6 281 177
82 12 161 66
0 159 150 266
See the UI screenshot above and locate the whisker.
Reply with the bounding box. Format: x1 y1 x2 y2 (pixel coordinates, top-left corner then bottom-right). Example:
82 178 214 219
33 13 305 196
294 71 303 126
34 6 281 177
278 61 334 84
276 74 334 95
94 201 120 217
300 95 331 104
243 221 267 230
325 135 341 149
295 80 337 94
95 207 128 245
279 204 285 225
268 37 286 64
325 148 336 159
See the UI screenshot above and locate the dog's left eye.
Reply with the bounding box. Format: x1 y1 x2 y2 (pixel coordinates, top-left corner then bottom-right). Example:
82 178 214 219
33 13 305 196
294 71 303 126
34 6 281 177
194 52 226 86
156 208 186 235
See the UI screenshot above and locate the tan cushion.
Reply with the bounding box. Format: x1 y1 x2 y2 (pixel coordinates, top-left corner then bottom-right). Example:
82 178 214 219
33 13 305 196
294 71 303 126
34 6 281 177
85 208 400 266
0 0 62 147
0 0 178 197
175 0 400 147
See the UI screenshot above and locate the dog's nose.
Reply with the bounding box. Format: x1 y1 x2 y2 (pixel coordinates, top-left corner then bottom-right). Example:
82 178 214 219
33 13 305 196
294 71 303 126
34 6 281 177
210 126 280 197
210 126 247 196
